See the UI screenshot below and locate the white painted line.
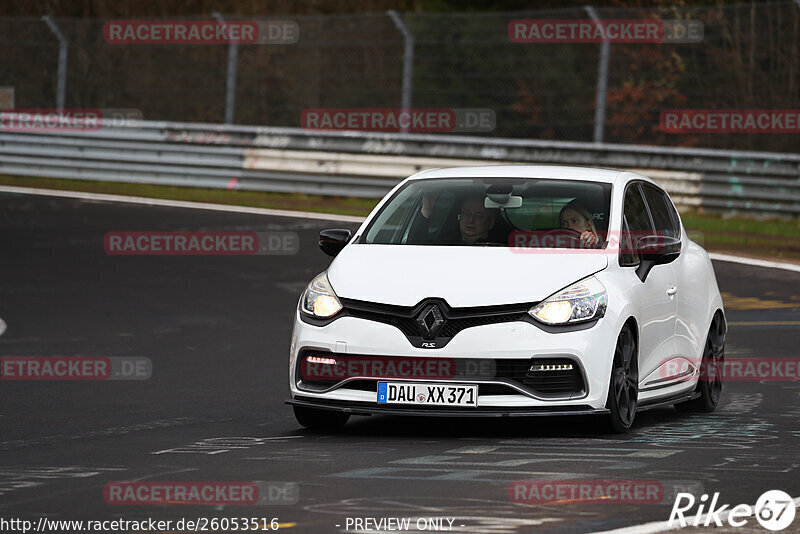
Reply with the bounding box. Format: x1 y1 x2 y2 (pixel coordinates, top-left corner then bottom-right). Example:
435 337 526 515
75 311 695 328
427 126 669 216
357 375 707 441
0 185 366 223
3 186 799 275
709 252 800 273
590 520 682 534
590 495 800 534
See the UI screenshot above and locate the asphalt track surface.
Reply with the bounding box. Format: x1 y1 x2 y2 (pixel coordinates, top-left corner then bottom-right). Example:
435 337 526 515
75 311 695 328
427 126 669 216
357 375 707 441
1 191 799 534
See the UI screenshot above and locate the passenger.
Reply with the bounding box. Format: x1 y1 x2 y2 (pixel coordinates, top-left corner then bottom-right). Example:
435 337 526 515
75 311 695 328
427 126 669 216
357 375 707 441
559 199 600 248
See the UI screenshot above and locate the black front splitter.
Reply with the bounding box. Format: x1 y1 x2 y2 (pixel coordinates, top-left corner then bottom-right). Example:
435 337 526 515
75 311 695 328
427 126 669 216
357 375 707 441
287 396 609 418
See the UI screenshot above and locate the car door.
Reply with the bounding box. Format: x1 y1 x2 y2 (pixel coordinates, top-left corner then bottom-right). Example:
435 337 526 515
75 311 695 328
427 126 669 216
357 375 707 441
621 183 678 382
640 183 703 365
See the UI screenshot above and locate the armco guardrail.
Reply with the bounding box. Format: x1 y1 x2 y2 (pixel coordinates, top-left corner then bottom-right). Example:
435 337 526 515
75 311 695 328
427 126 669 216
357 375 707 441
0 118 798 215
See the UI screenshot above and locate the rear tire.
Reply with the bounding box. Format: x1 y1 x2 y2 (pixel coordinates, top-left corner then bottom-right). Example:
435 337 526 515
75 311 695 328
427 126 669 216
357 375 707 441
293 405 350 431
675 313 725 413
606 323 638 434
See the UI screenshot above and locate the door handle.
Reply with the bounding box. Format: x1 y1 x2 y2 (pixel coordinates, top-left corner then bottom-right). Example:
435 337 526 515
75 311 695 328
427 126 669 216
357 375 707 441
666 286 678 297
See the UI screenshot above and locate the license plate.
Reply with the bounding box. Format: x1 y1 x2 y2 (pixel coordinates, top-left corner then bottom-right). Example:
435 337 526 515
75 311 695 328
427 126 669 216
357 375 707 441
377 382 478 407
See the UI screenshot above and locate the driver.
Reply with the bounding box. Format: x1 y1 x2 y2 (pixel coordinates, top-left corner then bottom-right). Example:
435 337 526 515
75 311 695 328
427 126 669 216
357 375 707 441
457 195 497 245
410 192 496 245
559 200 600 248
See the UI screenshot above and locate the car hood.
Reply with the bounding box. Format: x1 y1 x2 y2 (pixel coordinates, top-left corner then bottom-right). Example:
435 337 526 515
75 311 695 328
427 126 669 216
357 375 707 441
327 245 608 307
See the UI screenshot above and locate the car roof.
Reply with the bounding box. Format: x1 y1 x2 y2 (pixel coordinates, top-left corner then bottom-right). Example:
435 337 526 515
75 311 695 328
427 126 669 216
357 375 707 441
408 165 643 185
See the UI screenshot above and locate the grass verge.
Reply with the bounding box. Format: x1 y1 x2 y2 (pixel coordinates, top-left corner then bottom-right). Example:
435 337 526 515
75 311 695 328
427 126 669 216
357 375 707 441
680 211 800 263
0 175 379 217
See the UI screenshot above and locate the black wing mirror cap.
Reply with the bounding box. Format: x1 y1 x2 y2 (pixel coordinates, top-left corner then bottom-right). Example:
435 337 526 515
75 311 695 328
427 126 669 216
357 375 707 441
635 236 681 281
319 229 353 257
637 235 681 262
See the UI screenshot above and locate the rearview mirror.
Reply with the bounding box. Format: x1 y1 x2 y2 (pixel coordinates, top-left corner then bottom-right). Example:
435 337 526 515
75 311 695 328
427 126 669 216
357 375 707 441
319 229 352 257
485 196 522 209
484 183 523 208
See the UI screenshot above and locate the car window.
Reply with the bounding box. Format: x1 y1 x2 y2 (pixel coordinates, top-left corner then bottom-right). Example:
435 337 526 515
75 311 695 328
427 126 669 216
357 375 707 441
623 184 652 234
620 184 652 266
642 184 681 239
365 186 420 244
428 190 457 234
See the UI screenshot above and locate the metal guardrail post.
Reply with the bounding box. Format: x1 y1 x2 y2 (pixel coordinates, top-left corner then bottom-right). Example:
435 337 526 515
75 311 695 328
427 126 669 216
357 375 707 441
42 16 68 111
213 12 239 125
584 6 610 144
387 10 415 133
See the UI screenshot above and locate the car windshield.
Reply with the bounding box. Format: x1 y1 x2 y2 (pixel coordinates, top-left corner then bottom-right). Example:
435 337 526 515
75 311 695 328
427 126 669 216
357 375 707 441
362 177 612 247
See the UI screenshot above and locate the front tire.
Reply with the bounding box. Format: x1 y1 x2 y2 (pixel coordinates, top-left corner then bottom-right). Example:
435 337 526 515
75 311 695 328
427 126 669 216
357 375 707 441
293 405 350 431
675 313 725 413
606 323 638 433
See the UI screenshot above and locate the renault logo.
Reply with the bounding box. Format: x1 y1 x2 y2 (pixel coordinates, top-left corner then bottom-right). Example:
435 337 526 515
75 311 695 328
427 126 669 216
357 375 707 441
416 304 445 339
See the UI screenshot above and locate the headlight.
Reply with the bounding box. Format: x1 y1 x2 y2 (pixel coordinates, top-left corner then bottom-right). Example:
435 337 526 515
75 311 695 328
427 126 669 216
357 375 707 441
529 276 607 325
301 272 343 318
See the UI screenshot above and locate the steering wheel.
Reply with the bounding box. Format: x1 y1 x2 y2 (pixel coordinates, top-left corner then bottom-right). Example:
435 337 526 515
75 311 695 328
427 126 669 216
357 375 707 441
543 228 583 243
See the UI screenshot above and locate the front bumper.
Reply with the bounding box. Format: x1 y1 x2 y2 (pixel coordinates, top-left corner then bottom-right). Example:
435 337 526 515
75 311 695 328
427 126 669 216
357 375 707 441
289 309 618 413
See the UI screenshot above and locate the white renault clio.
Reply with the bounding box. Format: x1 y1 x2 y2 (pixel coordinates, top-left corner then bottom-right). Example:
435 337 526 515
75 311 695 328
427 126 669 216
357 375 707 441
288 165 726 433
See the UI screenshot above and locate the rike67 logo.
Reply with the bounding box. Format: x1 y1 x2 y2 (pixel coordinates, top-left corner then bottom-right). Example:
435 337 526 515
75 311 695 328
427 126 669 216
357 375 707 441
669 490 796 531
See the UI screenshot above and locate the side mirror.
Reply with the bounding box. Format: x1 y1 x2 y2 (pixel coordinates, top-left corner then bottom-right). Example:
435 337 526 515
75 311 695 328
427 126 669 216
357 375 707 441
319 229 352 257
635 235 681 282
